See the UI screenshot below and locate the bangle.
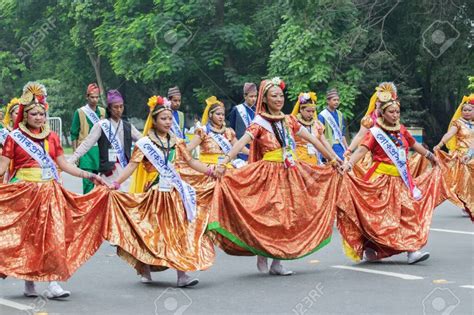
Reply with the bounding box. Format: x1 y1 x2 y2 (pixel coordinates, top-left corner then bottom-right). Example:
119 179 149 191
329 158 337 166
347 161 353 170
112 181 121 190
206 166 215 177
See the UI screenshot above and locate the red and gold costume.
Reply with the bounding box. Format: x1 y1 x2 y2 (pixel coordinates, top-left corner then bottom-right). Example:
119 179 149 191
0 82 108 281
208 79 339 259
106 97 215 275
337 114 448 261
352 84 429 178
437 95 474 220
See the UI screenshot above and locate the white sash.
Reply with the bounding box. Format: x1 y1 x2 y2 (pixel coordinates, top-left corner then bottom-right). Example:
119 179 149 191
99 120 128 168
370 127 421 200
136 137 197 221
10 129 60 182
253 115 296 151
207 130 232 154
236 104 253 127
320 109 346 149
305 124 322 164
171 115 184 139
207 128 247 168
80 105 101 124
0 128 9 145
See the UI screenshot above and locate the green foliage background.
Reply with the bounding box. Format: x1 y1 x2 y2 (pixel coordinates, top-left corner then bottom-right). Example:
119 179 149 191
0 0 472 145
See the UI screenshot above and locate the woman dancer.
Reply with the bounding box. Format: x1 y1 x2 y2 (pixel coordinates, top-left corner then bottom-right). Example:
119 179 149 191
210 77 341 276
339 97 447 264
108 96 216 287
0 82 108 298
434 94 473 220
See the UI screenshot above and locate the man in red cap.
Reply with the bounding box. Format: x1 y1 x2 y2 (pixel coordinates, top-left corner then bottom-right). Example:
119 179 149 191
70 83 106 193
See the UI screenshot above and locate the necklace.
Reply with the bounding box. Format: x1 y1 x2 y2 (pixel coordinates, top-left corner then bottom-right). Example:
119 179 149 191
387 131 404 147
376 117 400 132
19 122 51 140
261 111 285 122
296 114 314 127
460 118 473 129
153 131 171 165
209 123 226 134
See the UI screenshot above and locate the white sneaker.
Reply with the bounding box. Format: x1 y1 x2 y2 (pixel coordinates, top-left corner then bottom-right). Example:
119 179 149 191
140 265 153 283
407 251 430 264
45 282 71 299
177 274 199 288
23 281 38 297
269 264 294 276
257 256 269 273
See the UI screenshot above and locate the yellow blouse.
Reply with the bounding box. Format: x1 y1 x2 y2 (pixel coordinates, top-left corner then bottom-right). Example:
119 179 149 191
452 119 473 152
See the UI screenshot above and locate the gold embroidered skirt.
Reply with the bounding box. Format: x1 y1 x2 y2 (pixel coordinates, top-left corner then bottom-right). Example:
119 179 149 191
436 150 473 221
337 165 448 261
208 159 339 259
0 181 109 281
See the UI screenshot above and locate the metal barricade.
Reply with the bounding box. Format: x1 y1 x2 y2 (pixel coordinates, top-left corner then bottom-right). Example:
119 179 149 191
48 117 62 145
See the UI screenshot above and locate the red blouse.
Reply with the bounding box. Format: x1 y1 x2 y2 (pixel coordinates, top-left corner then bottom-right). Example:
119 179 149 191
361 124 416 165
2 130 63 171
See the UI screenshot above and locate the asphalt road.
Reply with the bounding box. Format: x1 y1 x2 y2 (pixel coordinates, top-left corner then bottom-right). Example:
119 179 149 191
0 172 472 315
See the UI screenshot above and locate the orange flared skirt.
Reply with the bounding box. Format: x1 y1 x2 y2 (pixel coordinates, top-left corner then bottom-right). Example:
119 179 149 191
0 181 109 281
436 150 473 221
337 166 448 261
208 161 340 259
105 184 215 274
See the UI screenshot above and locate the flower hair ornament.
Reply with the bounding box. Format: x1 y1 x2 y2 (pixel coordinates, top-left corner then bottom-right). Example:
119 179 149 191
291 91 317 117
141 95 172 137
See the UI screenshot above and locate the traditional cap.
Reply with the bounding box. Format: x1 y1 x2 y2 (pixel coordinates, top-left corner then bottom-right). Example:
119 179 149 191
326 88 339 100
3 97 20 127
86 83 100 95
107 89 123 105
201 96 224 125
291 92 317 117
243 82 257 95
167 86 181 98
446 93 474 151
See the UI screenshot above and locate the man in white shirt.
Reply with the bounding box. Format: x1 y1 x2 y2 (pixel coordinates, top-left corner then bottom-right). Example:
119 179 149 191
69 90 141 191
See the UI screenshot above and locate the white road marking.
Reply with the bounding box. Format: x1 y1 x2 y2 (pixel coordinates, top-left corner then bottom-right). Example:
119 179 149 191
0 298 33 311
430 228 474 235
331 265 424 280
459 285 474 289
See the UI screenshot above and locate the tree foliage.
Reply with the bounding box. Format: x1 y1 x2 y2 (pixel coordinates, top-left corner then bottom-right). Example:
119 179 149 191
0 0 472 145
